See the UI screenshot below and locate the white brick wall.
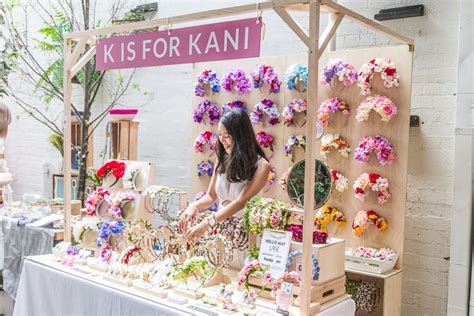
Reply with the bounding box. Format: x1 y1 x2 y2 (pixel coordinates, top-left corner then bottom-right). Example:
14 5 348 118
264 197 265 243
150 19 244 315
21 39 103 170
2 0 460 314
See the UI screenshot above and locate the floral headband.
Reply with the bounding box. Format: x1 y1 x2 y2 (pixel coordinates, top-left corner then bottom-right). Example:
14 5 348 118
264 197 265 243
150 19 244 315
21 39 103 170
96 160 126 187
250 99 281 125
222 69 252 94
352 246 396 260
252 64 281 94
284 134 306 162
86 187 111 216
194 131 218 155
197 160 213 177
107 191 136 220
263 165 276 193
256 131 274 157
271 271 301 299
72 216 100 242
331 169 349 193
213 216 248 251
314 205 346 233
317 97 350 127
358 58 400 95
193 100 222 125
354 135 395 165
195 191 218 212
242 196 290 235
282 98 307 127
356 95 397 122
320 59 358 87
320 134 351 160
286 249 319 281
194 69 221 97
96 220 126 248
278 167 291 191
123 162 142 191
286 224 328 244
352 209 388 236
285 64 308 92
222 100 248 113
354 173 392 204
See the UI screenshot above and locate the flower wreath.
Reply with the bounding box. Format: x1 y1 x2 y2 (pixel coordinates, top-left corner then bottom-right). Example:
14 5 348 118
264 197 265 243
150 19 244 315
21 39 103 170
193 100 222 125
282 98 307 127
107 191 136 219
271 271 301 298
238 259 271 290
286 224 328 244
352 210 388 237
195 191 218 212
356 95 397 122
194 131 218 154
331 169 349 193
320 59 358 87
285 64 308 92
213 216 249 251
222 69 252 94
96 160 126 186
197 160 214 177
120 246 141 265
242 196 290 235
123 162 142 190
357 58 400 95
317 97 350 127
353 173 392 204
320 134 351 160
252 64 281 94
96 220 126 248
250 99 281 126
354 135 395 166
172 256 215 284
263 165 276 193
286 249 320 280
86 187 111 216
194 69 221 97
73 215 100 242
100 245 113 263
352 246 396 260
256 131 274 158
314 205 346 233
222 100 248 113
284 135 306 162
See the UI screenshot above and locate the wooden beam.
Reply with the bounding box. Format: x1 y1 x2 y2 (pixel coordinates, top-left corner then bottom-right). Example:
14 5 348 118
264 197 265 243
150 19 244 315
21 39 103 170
300 1 320 315
318 13 344 55
63 38 73 242
66 37 87 71
321 0 414 45
273 7 310 48
71 46 96 77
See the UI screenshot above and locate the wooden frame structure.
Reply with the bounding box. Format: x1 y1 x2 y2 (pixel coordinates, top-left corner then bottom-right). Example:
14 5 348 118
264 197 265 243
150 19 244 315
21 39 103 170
62 1 413 314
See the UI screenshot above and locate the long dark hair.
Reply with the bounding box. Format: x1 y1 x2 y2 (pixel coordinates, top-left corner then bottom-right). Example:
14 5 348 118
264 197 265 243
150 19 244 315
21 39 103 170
217 109 267 182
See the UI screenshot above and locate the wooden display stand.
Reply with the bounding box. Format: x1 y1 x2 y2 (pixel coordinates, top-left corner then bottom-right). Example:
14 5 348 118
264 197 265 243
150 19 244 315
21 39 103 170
111 121 139 160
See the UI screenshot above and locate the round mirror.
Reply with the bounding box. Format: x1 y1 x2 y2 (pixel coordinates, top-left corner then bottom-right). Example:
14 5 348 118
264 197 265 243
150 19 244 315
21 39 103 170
286 159 332 209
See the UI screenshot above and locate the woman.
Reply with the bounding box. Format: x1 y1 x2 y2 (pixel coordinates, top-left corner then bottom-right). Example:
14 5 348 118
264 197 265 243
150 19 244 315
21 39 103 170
179 109 271 242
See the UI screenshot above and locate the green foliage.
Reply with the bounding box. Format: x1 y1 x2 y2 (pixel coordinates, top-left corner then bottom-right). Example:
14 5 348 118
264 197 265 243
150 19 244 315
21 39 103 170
48 133 64 157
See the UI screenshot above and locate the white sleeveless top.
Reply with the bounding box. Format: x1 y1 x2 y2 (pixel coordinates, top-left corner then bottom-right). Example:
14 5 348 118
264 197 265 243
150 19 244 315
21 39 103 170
215 157 264 217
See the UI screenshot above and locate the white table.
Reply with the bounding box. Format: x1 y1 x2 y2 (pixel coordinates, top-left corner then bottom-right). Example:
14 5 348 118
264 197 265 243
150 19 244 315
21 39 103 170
14 255 355 316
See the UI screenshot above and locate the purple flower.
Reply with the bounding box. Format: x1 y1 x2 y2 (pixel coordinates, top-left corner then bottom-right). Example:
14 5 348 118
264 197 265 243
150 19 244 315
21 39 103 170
197 160 214 177
222 69 251 94
66 246 80 256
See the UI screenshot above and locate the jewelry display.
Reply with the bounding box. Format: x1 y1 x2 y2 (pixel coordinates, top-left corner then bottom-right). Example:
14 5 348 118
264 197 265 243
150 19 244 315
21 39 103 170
143 185 182 223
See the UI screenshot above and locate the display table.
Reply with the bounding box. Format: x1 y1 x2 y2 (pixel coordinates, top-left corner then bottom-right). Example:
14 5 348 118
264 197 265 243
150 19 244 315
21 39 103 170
14 255 355 316
0 215 63 299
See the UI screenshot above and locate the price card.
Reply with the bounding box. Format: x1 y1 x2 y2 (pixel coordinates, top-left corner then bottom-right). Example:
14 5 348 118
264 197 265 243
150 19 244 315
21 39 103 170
258 229 292 278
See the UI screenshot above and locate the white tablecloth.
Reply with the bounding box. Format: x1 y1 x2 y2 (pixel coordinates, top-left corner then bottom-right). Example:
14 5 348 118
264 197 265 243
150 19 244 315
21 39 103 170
14 256 355 316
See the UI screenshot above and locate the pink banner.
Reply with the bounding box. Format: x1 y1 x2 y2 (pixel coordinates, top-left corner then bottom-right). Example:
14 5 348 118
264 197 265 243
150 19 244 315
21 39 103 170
96 18 262 70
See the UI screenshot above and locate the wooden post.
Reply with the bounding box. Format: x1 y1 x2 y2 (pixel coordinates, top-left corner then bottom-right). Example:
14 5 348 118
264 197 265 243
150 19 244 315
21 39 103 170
63 38 73 242
300 1 320 315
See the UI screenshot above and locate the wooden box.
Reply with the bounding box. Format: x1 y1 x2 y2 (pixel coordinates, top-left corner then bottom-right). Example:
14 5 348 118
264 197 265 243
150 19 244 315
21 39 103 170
111 121 138 160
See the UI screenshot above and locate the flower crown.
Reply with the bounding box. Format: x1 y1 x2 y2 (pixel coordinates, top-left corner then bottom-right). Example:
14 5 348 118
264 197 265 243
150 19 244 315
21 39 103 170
242 196 290 235
352 210 388 236
222 100 248 113
264 165 276 192
285 64 308 92
106 191 136 219
282 98 307 127
314 205 346 233
256 131 274 157
96 160 126 185
252 64 281 94
197 160 214 177
194 69 221 97
284 134 306 162
354 135 395 165
194 131 218 154
357 58 400 95
352 246 396 260
86 187 111 216
320 59 358 87
286 249 319 280
331 169 349 193
320 134 351 160
271 271 301 298
123 162 141 190
354 173 392 204
96 220 126 248
356 95 397 122
72 216 100 242
317 97 350 127
120 246 141 265
250 99 281 125
193 100 222 125
286 224 328 244
238 260 271 291
222 69 252 94
195 191 218 212
279 167 291 191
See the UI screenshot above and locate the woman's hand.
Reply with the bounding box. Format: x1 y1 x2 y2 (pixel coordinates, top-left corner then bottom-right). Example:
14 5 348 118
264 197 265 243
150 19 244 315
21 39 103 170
178 203 198 233
184 220 209 243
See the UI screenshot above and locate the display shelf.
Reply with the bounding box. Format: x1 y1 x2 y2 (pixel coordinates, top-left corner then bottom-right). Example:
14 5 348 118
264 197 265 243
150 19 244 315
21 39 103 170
346 267 401 279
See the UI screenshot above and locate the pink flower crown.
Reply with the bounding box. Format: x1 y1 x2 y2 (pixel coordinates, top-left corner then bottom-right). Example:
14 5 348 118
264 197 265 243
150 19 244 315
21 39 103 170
250 99 281 126
320 59 358 87
222 69 252 94
256 131 274 152
252 64 281 94
353 172 392 204
357 58 400 95
356 95 397 122
317 97 350 127
194 131 218 155
354 135 395 165
194 69 221 97
193 100 222 125
86 187 111 216
352 209 388 237
282 98 307 127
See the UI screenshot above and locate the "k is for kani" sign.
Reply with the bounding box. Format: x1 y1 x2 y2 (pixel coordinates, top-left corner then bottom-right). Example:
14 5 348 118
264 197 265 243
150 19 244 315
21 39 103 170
96 18 262 70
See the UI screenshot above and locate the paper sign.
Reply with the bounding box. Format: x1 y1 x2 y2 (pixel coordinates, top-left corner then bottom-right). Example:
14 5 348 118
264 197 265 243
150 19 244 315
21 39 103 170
258 229 292 278
96 18 262 70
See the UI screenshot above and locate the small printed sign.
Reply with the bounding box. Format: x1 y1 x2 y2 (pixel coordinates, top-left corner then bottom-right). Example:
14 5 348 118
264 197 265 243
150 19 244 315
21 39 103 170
258 229 292 278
